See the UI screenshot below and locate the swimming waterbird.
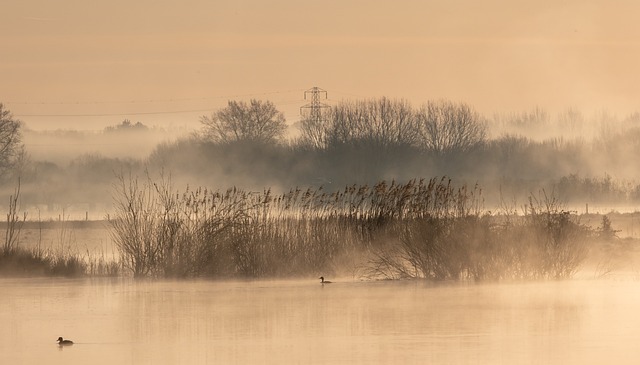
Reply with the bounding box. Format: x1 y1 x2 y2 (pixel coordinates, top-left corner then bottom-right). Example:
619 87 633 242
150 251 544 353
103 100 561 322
57 337 73 346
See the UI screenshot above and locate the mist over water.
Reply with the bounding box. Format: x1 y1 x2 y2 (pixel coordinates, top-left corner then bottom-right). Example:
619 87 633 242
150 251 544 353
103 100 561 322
3 102 640 363
4 98 640 363
2 278 640 365
5 1 640 363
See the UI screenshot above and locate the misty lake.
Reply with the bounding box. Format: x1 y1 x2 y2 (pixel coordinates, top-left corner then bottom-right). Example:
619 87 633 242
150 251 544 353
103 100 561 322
2 278 640 365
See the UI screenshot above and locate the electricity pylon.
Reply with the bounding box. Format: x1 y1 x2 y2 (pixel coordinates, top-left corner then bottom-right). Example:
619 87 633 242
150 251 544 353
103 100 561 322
300 86 330 124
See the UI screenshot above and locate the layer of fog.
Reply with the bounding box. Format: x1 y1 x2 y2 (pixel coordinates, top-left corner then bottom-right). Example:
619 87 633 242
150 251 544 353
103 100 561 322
23 123 192 166
8 104 640 220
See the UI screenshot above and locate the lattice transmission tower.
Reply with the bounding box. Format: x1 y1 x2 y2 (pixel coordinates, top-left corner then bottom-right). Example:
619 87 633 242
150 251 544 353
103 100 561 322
300 86 330 124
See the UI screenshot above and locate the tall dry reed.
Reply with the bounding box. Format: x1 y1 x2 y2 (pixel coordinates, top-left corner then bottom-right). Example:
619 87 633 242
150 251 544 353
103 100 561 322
109 174 591 280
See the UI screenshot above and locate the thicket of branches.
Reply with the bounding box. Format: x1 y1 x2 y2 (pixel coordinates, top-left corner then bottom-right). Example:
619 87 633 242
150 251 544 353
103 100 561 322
298 98 486 153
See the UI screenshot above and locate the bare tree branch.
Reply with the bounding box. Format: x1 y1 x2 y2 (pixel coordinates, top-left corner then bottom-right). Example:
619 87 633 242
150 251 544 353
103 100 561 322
0 103 24 177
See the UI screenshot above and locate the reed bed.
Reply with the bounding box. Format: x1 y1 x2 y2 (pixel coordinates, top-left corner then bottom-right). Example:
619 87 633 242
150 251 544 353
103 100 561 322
108 175 592 281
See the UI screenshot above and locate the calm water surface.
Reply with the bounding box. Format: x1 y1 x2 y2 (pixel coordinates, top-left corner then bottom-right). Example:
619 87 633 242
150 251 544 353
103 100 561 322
1 277 640 364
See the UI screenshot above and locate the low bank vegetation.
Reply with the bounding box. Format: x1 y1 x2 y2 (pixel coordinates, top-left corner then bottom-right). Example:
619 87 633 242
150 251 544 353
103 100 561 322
0 183 120 277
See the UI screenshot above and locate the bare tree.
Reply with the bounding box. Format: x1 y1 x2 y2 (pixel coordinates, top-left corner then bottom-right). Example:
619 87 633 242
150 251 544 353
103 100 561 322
363 97 419 149
0 103 24 175
415 100 487 154
200 99 287 144
298 97 419 149
298 113 330 150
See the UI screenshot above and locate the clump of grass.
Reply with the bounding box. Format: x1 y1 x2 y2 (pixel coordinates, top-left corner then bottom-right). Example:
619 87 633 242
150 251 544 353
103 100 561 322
85 250 121 277
47 252 87 277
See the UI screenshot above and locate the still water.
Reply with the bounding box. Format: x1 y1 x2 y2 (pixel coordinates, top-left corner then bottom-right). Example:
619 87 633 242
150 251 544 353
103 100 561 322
1 277 640 364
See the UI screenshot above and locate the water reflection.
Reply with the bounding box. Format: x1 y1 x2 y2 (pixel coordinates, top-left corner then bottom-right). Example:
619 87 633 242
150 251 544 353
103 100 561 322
1 278 640 364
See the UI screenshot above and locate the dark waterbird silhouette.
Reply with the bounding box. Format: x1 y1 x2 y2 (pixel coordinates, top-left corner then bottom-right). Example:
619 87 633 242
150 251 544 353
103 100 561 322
57 337 74 346
319 276 332 284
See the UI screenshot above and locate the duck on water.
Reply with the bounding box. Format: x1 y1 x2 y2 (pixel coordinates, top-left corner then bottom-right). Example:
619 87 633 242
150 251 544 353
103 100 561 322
57 337 73 346
319 276 332 284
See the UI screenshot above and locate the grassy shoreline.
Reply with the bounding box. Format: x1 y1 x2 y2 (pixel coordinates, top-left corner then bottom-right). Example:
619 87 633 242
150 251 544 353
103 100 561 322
1 211 638 230
1 234 637 280
0 219 109 230
2 179 640 280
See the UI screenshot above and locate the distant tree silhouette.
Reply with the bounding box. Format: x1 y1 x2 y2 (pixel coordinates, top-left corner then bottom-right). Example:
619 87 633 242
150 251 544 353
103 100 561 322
200 100 287 144
415 100 487 154
104 119 149 132
0 103 24 177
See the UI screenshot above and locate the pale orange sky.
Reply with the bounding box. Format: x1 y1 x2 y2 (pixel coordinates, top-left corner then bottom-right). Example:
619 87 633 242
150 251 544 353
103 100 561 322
2 0 640 130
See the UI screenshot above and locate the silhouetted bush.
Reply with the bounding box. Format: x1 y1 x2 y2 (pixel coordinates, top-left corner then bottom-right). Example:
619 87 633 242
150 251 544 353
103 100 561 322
365 191 590 281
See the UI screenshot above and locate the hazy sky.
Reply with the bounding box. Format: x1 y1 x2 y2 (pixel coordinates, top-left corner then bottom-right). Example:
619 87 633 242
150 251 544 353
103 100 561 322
3 0 640 130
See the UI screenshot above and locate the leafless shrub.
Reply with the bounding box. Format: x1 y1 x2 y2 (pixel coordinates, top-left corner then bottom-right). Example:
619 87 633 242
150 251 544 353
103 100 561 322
521 192 589 279
110 171 256 278
3 180 26 254
366 188 590 281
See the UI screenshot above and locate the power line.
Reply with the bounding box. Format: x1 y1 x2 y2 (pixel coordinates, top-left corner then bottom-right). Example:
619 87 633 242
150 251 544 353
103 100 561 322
6 89 306 106
330 90 368 99
10 90 309 118
16 101 306 118
15 108 216 118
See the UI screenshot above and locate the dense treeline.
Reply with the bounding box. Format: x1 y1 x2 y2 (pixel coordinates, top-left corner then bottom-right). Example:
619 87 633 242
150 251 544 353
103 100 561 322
1 98 640 212
146 98 640 208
